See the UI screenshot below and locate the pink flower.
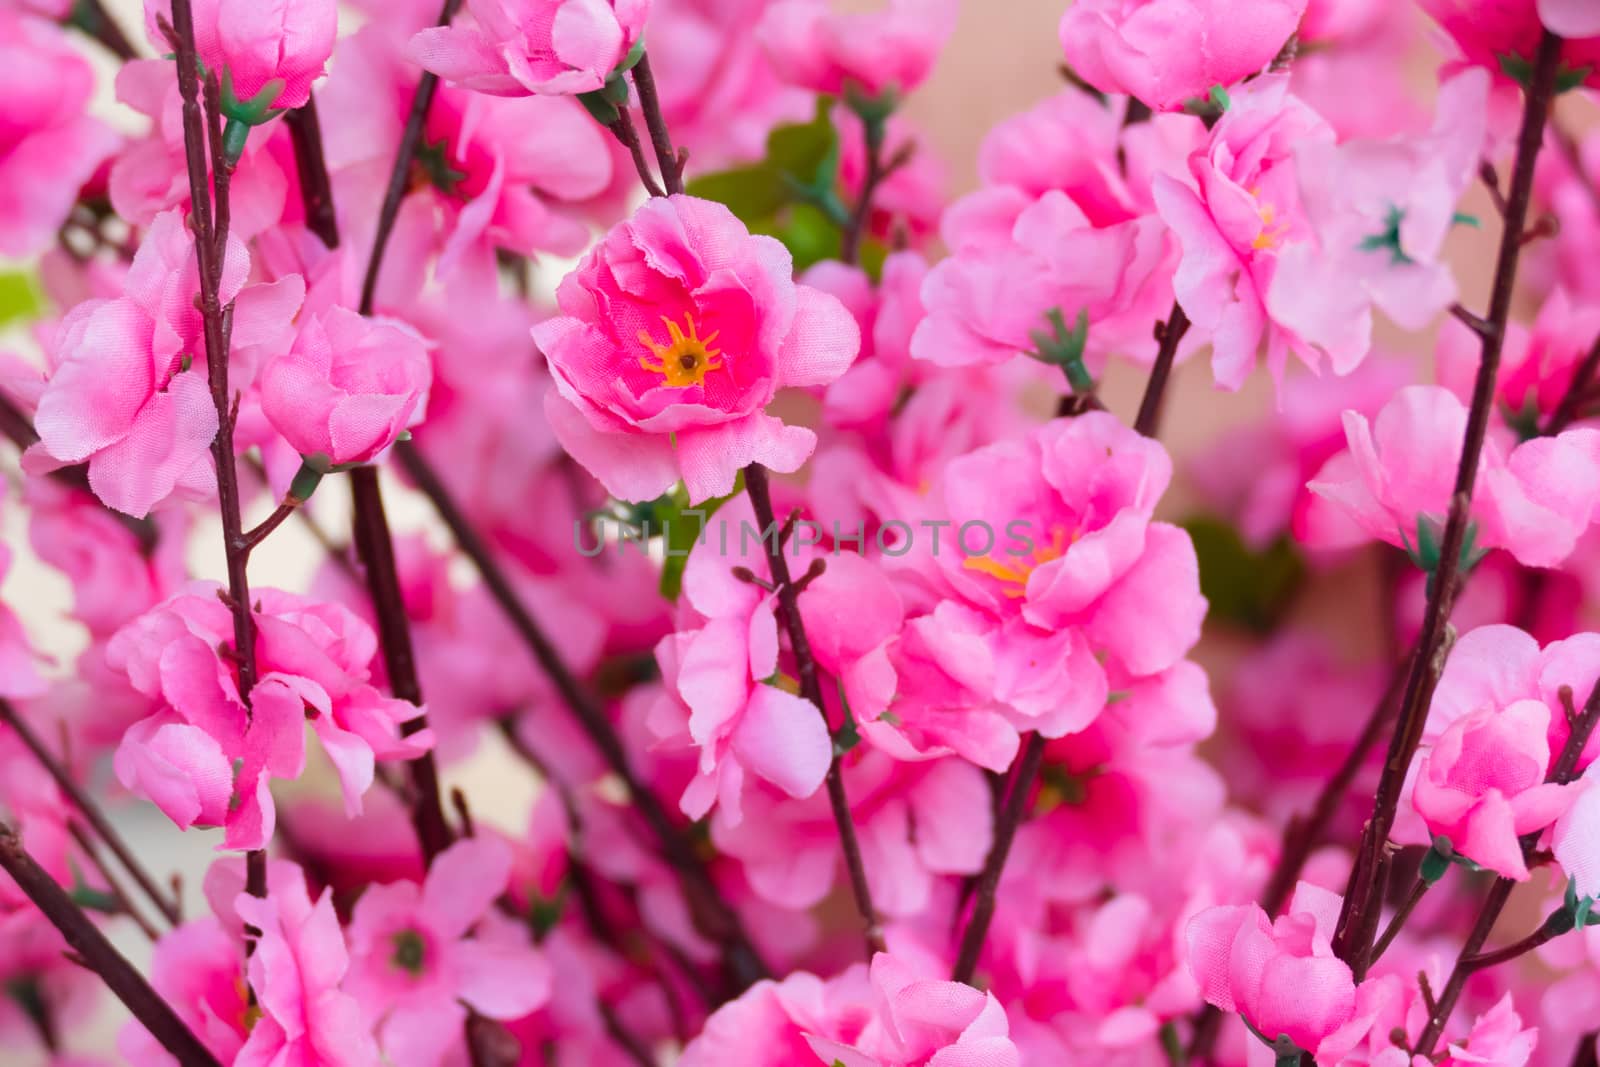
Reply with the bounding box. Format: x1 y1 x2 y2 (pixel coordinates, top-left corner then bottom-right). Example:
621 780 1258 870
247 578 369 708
1553 764 1600 902
117 918 249 1066
346 838 551 1066
0 12 118 256
1437 287 1600 431
234 868 379 1067
28 210 303 517
881 413 1204 764
681 953 1020 1067
1270 71 1490 345
1410 700 1572 879
143 0 337 110
533 194 859 504
107 583 433 849
1437 995 1537 1067
1309 385 1600 569
1420 0 1600 90
1188 881 1395 1060
756 0 957 98
910 188 1171 371
260 307 432 468
1151 75 1362 390
815 252 930 429
409 0 651 96
1059 0 1308 111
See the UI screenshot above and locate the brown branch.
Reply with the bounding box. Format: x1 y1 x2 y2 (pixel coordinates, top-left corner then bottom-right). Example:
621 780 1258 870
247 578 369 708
1332 29 1564 979
606 111 665 199
285 95 340 249
630 54 684 196
1133 305 1189 437
236 498 302 555
1370 875 1430 963
743 463 884 958
0 698 181 926
952 732 1044 984
0 822 221 1067
66 0 138 60
348 466 454 865
841 128 885 266
359 0 465 316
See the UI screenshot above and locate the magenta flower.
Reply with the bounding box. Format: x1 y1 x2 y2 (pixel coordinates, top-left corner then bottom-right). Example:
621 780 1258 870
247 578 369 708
234 869 380 1067
1188 881 1397 1060
142 0 337 111
534 194 859 503
1436 995 1537 1067
1411 700 1573 880
107 583 433 849
755 0 957 98
1308 385 1600 569
346 838 551 1067
1421 0 1600 90
1059 0 1308 112
0 12 118 257
409 0 652 97
117 918 249 1065
260 307 432 469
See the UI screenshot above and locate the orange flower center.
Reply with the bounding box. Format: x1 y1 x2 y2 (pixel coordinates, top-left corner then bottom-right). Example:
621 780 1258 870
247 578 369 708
961 526 1072 599
638 313 723 387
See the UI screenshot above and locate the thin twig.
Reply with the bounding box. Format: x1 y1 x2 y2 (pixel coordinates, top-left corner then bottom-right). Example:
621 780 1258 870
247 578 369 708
66 0 138 60
841 128 885 265
0 822 222 1067
348 466 454 864
285 95 340 249
630 54 684 196
744 463 884 958
606 111 665 199
1544 332 1600 435
66 822 160 941
1370 876 1430 963
1332 29 1564 979
1134 305 1190 437
0 698 181 926
952 733 1044 984
236 499 302 556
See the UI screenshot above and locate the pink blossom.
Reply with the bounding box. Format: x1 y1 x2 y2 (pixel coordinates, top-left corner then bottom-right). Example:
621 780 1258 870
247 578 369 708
409 0 651 97
815 252 930 429
1059 0 1307 112
756 0 957 98
1410 699 1572 880
911 188 1172 371
0 12 118 256
107 583 432 849
1437 287 1600 431
681 953 1020 1066
880 413 1204 764
234 867 380 1067
1270 70 1490 345
1308 385 1600 569
143 0 337 110
117 918 249 1066
1553 764 1600 902
346 838 551 1066
1437 995 1537 1067
1420 0 1600 90
1151 75 1362 390
260 307 432 468
534 194 859 504
1188 881 1396 1060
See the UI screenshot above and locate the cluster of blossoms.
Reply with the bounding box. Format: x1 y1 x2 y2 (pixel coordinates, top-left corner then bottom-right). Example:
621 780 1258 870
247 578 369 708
5 0 1600 1066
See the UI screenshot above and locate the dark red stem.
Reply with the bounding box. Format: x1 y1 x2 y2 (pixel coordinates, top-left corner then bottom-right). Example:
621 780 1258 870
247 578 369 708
631 54 684 196
285 95 340 249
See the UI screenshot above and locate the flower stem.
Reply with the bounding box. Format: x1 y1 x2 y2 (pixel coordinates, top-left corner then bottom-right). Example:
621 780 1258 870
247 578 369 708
285 94 339 249
1133 304 1189 438
1332 28 1564 979
952 732 1044 984
744 462 885 959
0 822 221 1067
631 53 684 196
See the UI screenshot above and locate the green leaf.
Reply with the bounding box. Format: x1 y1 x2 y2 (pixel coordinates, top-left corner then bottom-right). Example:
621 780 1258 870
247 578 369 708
1179 517 1306 633
0 270 43 328
686 97 842 237
658 478 741 601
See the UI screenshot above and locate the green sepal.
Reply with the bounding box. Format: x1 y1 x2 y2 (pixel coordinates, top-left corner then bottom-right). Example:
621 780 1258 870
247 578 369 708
1498 52 1593 94
288 460 324 505
1566 876 1599 929
216 69 286 163
1208 84 1232 111
1452 211 1482 229
833 679 862 756
1357 204 1414 265
1028 307 1094 394
1419 839 1453 884
843 81 899 151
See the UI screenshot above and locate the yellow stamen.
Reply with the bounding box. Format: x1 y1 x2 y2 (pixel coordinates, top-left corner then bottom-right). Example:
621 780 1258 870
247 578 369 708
962 527 1072 599
638 312 724 388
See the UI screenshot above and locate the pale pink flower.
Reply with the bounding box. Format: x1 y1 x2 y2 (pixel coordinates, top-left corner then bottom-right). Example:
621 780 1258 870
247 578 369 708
1270 71 1490 345
1437 995 1537 1067
1188 881 1397 1060
234 868 379 1067
881 413 1204 764
143 0 337 110
681 953 1020 1067
815 252 929 429
107 583 433 849
346 838 551 1066
0 12 118 256
1308 385 1600 569
1421 0 1600 90
1151 75 1361 390
260 307 432 468
534 194 859 504
1553 763 1600 901
911 188 1172 371
117 918 249 1066
756 0 956 98
410 0 650 96
1437 287 1600 431
1410 700 1572 880
1059 0 1307 111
